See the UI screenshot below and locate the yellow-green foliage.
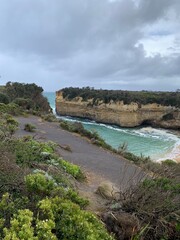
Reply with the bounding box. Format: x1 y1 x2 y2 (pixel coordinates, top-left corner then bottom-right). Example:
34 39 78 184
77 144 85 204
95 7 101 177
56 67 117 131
25 173 55 196
59 159 85 180
3 209 36 240
1 194 113 240
0 111 113 239
38 197 113 240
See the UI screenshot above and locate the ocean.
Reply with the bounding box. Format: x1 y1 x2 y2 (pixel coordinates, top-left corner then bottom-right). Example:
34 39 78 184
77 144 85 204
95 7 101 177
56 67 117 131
44 92 180 161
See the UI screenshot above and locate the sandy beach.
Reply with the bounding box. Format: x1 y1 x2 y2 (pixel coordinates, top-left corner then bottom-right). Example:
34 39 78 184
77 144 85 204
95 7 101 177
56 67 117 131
157 144 180 163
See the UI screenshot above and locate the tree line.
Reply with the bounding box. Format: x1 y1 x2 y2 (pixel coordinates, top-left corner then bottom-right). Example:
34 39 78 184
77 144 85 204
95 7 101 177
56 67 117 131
60 87 180 107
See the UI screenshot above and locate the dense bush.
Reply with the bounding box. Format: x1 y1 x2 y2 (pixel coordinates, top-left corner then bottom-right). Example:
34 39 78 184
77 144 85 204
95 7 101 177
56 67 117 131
0 93 9 104
1 195 113 240
4 82 52 113
60 87 180 107
59 159 85 180
9 137 56 166
0 103 22 115
13 97 34 110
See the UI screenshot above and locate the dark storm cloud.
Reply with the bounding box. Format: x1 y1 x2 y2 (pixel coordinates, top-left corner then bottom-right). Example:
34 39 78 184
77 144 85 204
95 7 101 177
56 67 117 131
0 0 179 91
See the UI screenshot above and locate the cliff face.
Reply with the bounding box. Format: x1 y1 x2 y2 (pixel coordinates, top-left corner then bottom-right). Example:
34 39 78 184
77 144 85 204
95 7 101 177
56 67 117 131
56 91 180 129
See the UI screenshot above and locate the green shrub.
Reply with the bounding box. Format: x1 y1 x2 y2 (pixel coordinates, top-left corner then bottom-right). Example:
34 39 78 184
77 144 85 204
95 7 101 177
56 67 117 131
59 159 85 180
12 137 56 166
38 197 114 240
13 98 34 110
24 123 36 132
0 93 9 104
0 103 21 115
3 209 36 240
162 159 177 167
5 82 52 113
2 196 113 240
65 188 89 208
122 151 150 165
5 115 19 126
0 114 19 139
25 173 55 196
42 114 57 122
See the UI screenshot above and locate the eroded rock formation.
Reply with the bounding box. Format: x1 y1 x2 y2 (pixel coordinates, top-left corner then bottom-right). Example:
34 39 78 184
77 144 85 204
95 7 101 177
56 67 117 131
56 91 180 129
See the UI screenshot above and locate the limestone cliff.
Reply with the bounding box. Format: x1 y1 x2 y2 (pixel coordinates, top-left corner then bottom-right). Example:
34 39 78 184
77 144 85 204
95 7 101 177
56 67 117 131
56 91 180 129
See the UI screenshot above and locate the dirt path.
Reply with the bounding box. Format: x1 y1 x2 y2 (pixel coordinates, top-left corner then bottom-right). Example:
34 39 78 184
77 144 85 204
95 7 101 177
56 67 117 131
15 116 145 204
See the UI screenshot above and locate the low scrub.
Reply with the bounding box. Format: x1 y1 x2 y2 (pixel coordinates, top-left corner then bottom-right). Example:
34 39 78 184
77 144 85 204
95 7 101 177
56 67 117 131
0 114 19 139
0 124 113 239
0 93 9 104
0 103 22 115
24 123 36 132
103 164 180 240
59 159 85 180
41 113 58 122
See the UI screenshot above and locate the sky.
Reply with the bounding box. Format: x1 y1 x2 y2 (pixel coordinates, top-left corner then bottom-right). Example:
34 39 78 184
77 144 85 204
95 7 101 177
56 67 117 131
0 0 180 92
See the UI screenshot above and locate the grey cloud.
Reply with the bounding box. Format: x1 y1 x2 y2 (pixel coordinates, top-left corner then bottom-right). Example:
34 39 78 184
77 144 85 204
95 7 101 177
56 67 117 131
138 0 175 22
0 0 179 91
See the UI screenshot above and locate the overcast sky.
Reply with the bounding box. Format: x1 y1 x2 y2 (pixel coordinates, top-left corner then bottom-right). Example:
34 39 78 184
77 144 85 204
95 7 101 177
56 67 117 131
0 0 180 92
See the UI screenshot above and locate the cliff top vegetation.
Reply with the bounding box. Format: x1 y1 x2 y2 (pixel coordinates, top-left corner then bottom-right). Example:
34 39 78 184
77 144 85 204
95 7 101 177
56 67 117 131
0 82 51 113
59 87 180 107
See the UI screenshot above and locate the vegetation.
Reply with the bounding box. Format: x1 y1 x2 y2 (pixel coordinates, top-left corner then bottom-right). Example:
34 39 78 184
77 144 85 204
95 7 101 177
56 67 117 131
41 113 58 122
60 87 180 107
0 113 19 138
104 163 180 240
59 119 180 239
0 109 113 239
24 123 36 132
0 93 9 104
0 103 22 115
0 82 52 113
59 159 85 180
1 82 179 239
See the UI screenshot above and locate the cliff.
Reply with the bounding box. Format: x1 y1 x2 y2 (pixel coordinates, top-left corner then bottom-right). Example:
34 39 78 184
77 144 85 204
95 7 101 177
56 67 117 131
56 91 180 129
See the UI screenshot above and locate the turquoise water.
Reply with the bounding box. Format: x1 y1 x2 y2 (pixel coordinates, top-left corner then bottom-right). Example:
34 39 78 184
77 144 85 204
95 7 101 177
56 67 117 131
44 92 180 161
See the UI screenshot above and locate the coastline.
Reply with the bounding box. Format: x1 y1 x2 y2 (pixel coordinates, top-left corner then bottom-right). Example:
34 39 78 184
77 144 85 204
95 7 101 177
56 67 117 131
56 114 180 163
156 144 180 163
44 92 180 164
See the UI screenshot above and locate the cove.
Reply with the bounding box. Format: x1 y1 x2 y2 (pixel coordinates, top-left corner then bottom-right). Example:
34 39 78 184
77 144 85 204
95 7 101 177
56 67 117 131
44 92 180 161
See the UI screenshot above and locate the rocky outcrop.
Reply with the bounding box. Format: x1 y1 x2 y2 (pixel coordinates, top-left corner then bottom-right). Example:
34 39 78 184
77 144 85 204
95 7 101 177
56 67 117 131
56 91 180 129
